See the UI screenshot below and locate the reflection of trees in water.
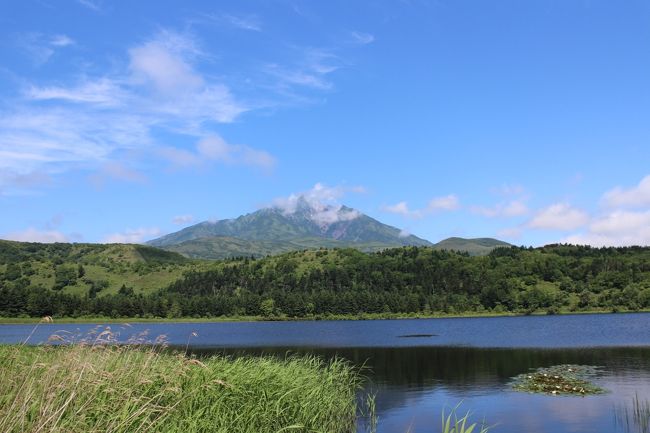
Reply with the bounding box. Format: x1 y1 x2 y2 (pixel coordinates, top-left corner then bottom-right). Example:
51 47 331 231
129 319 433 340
187 346 650 420
189 346 650 391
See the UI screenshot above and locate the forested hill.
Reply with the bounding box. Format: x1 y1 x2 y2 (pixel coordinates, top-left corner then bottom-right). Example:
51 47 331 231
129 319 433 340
2 241 650 319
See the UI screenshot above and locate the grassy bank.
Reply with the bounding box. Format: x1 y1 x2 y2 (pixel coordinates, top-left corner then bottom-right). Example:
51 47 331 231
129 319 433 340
0 345 361 433
0 308 647 324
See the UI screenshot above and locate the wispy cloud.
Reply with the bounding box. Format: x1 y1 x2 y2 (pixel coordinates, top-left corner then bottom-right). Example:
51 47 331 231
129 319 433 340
77 0 102 12
350 31 374 45
89 161 148 187
1 29 262 194
266 48 340 91
383 194 460 219
27 78 125 106
18 33 76 64
428 195 460 211
223 14 262 32
471 200 529 218
198 12 262 32
556 173 650 247
562 210 650 247
172 215 195 225
103 227 161 244
471 184 530 218
601 175 650 209
160 135 276 171
528 203 589 231
50 34 75 47
270 183 366 226
3 227 68 243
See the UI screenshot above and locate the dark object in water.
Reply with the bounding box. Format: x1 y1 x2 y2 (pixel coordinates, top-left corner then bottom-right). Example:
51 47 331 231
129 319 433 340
397 334 438 338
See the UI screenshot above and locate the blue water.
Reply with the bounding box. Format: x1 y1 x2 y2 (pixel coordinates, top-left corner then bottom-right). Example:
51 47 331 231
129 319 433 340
2 313 650 348
2 313 650 433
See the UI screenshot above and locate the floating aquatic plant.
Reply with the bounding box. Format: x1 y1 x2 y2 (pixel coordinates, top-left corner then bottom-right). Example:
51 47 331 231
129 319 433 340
510 364 606 396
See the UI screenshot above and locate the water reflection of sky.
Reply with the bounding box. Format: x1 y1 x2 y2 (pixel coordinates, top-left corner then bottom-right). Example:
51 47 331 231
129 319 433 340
368 353 650 433
2 314 650 433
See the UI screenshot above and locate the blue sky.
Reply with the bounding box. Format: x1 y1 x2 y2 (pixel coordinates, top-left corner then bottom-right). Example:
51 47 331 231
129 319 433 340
2 0 650 247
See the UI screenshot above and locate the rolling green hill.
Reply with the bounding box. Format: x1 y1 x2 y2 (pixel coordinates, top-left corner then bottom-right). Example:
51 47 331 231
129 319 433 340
432 237 511 256
3 240 650 319
0 240 196 297
160 235 411 260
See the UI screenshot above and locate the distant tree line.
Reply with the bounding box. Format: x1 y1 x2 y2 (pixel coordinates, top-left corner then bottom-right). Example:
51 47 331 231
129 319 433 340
2 244 650 318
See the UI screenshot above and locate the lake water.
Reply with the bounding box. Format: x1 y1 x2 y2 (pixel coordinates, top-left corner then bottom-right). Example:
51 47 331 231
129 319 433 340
2 313 650 433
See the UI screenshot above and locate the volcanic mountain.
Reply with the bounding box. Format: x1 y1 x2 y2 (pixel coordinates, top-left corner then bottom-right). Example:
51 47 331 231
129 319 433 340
148 197 432 259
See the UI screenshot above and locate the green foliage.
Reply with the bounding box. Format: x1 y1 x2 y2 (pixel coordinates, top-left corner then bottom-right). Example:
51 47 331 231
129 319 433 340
441 403 490 433
54 264 77 290
260 298 276 317
0 345 360 433
510 364 605 395
3 241 650 319
433 237 511 256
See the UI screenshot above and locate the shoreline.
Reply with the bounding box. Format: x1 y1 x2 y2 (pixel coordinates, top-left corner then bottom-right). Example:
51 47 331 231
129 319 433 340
1 308 648 325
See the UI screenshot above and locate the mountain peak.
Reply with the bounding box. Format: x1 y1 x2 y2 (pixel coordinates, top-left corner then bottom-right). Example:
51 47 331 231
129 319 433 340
148 201 432 258
272 196 361 230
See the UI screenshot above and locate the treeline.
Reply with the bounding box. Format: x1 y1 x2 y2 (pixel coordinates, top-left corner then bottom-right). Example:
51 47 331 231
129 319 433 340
2 244 650 318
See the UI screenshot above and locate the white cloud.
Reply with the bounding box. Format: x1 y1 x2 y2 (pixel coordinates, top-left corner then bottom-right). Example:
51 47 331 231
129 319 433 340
383 194 460 219
266 49 340 91
160 135 276 171
427 194 460 212
158 147 202 168
19 33 76 64
129 35 203 95
50 35 75 47
497 227 523 239
383 201 420 218
0 109 151 188
528 203 589 231
491 183 525 196
89 162 147 187
198 136 275 168
128 31 246 123
472 200 529 218
350 31 375 45
398 229 411 238
1 29 260 193
601 175 650 209
172 215 195 225
103 227 161 244
223 14 262 32
27 78 125 106
4 228 68 243
562 210 650 247
270 183 365 227
77 0 102 11
199 12 262 32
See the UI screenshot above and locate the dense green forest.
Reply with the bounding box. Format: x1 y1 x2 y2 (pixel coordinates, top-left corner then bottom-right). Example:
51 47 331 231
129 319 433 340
1 240 650 318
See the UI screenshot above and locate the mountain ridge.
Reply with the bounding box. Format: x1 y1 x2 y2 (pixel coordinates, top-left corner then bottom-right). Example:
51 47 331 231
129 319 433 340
148 199 510 259
149 198 431 248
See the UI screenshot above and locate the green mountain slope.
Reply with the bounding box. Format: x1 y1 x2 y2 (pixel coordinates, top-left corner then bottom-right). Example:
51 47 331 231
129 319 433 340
161 236 418 260
0 240 194 297
148 198 432 258
432 237 511 256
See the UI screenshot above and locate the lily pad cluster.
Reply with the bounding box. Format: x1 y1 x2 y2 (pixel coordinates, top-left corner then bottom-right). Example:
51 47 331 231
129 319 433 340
510 364 606 396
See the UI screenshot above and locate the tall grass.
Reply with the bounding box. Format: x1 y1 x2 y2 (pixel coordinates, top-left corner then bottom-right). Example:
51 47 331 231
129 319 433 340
0 344 361 433
616 393 650 433
441 403 490 433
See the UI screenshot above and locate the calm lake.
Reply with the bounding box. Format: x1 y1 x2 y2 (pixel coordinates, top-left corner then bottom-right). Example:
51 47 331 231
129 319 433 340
2 313 650 433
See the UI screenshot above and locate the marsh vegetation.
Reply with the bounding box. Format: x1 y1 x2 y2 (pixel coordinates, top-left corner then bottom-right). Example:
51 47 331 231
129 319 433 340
0 342 361 433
